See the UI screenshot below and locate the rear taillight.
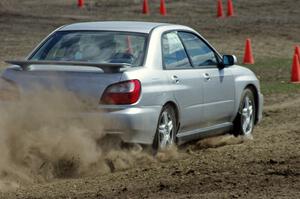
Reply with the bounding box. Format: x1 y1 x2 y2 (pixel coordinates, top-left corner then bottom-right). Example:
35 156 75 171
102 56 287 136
100 79 141 105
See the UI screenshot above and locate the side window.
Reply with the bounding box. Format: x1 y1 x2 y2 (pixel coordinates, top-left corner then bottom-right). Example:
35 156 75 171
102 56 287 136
162 32 191 69
178 32 218 68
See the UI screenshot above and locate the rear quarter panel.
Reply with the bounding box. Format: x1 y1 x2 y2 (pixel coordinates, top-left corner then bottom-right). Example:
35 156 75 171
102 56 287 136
120 68 175 107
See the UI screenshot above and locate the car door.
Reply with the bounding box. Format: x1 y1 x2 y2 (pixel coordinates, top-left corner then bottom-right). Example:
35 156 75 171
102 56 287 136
162 31 205 132
178 31 235 127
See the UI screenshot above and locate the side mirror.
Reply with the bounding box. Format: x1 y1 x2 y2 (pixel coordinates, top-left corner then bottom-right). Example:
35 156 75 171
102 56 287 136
222 55 237 66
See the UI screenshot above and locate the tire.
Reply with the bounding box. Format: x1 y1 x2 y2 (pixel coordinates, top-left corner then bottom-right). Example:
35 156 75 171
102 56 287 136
152 105 177 153
233 88 256 137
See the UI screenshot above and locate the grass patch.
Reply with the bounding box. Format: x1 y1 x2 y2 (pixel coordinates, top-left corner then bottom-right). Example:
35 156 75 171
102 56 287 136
244 57 300 95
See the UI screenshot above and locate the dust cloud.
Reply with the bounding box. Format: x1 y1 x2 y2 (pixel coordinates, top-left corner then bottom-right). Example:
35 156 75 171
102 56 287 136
0 88 157 192
194 134 251 150
0 85 245 193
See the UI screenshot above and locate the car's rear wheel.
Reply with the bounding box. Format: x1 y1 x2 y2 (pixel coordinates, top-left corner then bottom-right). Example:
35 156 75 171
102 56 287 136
233 88 256 138
152 105 177 152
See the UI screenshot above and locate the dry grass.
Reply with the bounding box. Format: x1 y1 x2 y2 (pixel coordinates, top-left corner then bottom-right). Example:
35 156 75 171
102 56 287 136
0 0 11 11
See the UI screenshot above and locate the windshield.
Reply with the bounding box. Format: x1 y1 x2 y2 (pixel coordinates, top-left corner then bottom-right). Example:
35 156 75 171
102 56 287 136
30 31 148 66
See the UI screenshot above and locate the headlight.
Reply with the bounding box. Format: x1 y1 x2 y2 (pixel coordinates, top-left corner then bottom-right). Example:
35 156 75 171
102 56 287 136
0 77 20 101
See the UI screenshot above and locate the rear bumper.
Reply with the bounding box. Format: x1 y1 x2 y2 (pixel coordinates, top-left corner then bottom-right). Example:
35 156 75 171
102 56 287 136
0 101 162 145
80 105 162 145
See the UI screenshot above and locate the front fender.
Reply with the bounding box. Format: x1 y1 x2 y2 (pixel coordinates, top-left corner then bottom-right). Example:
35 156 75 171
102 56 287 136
231 66 263 123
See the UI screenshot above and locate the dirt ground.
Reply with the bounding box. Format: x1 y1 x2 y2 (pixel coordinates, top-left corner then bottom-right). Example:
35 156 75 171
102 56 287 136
0 0 299 198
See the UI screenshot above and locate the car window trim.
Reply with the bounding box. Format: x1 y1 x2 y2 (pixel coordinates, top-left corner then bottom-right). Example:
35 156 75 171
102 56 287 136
177 30 223 69
176 31 195 69
178 30 222 59
161 30 193 70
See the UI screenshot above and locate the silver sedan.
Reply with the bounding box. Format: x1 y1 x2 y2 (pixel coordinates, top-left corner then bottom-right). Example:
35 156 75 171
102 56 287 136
1 21 263 151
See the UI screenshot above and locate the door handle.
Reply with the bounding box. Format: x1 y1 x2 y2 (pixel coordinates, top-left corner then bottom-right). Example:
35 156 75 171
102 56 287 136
203 73 211 81
171 75 180 84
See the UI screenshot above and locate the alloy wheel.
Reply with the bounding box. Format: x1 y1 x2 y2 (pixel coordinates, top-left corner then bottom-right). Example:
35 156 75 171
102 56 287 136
241 96 254 136
158 110 175 149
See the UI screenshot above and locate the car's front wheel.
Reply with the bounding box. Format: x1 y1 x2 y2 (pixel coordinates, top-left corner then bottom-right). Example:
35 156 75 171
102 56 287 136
152 105 177 152
233 88 256 138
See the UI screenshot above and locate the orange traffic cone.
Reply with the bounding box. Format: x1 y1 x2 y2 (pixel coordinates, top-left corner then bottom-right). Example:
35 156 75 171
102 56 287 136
217 0 224 18
77 0 84 8
291 54 300 83
142 0 150 14
294 46 300 62
243 39 255 64
160 0 167 16
227 0 234 17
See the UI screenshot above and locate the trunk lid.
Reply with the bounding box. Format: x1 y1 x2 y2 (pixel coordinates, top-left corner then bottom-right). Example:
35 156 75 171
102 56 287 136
2 64 124 106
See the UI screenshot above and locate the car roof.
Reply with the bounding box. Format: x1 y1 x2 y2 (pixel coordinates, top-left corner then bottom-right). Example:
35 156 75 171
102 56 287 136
59 21 176 34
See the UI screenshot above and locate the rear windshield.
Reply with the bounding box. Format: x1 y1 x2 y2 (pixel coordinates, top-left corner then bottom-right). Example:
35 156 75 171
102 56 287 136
30 31 148 66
